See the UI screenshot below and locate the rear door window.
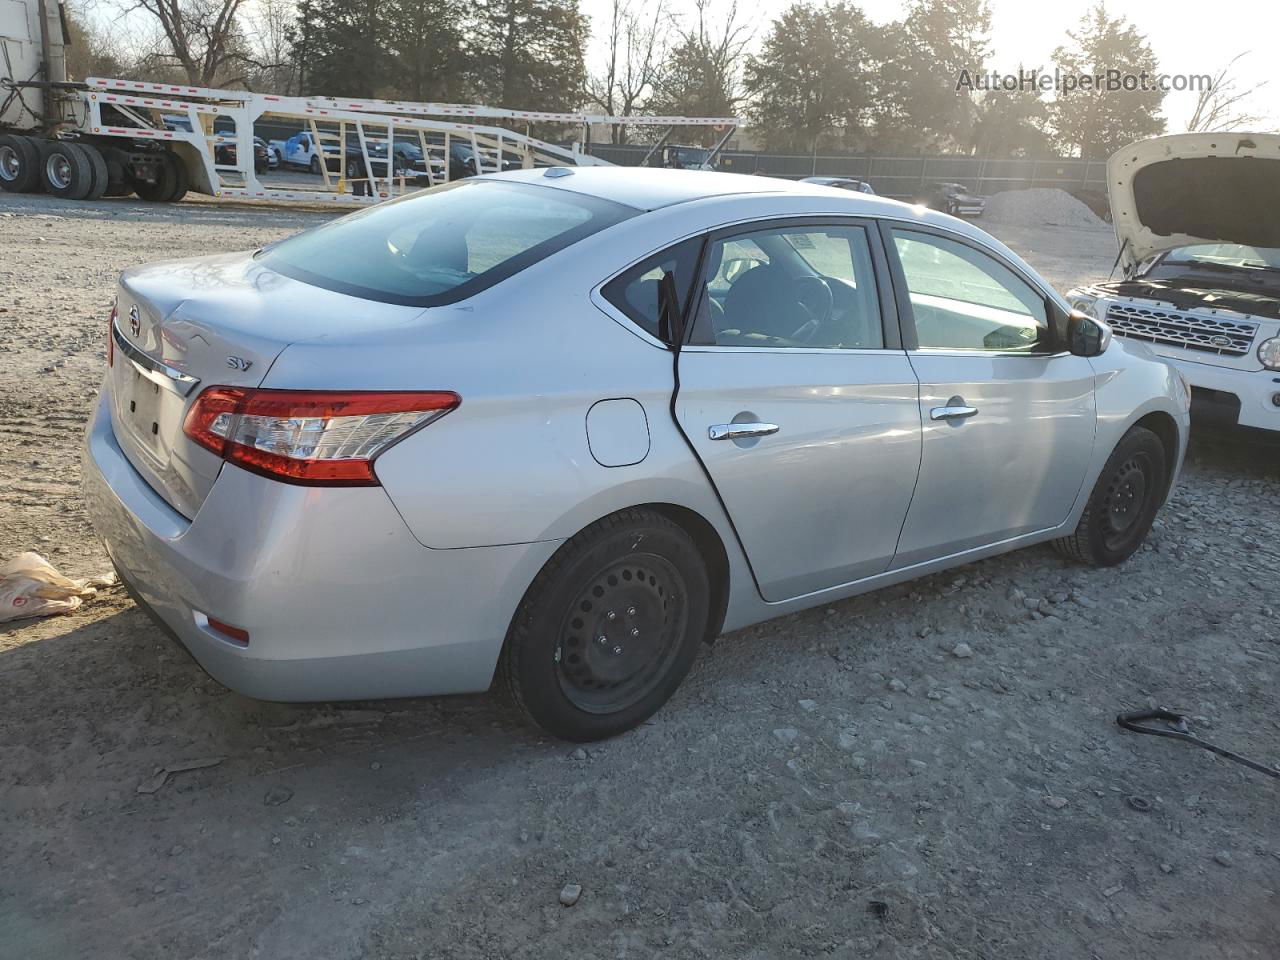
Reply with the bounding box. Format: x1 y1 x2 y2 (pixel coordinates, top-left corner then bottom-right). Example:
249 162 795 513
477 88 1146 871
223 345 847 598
261 180 636 306
689 223 885 349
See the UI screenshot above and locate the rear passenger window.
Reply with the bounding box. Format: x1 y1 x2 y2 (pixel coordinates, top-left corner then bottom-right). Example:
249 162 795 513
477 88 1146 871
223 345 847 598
688 224 884 349
602 238 703 342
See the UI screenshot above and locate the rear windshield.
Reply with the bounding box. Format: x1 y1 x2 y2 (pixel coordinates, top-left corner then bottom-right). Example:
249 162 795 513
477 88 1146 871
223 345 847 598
260 179 636 306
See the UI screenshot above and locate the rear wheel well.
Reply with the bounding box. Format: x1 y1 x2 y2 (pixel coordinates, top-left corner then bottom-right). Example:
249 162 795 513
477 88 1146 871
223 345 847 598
1132 411 1179 502
640 503 730 642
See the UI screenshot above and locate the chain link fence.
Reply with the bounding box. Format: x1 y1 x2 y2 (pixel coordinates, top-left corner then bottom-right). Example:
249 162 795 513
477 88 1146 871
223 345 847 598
588 143 1108 201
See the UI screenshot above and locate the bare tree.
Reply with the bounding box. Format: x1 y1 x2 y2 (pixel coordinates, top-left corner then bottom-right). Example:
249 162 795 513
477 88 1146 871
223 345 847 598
122 0 249 86
646 0 752 126
586 0 673 143
240 0 298 92
1186 52 1271 133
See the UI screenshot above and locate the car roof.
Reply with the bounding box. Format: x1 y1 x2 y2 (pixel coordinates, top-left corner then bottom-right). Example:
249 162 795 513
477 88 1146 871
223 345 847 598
487 166 849 212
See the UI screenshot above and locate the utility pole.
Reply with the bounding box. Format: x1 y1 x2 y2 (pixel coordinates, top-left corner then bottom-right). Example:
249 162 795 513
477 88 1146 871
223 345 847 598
35 0 54 133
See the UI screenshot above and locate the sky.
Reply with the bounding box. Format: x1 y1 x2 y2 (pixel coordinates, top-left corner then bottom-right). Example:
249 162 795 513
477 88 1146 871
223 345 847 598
577 0 1279 131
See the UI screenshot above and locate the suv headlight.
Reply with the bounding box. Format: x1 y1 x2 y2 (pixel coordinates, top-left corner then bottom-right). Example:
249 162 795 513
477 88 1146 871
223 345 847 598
1259 337 1280 371
1067 290 1101 319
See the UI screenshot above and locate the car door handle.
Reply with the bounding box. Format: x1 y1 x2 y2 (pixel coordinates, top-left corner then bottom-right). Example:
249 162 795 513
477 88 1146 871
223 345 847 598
708 422 780 441
930 404 979 421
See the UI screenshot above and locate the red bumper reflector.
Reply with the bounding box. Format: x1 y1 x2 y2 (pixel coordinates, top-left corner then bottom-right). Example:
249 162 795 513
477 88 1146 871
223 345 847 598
206 617 250 646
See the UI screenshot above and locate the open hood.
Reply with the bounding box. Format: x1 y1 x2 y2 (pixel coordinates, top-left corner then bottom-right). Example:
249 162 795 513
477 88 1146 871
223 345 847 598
1108 133 1280 275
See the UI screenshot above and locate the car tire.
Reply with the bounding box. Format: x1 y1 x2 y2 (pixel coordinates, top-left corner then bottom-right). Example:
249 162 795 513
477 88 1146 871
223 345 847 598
39 139 94 199
309 155 321 175
499 508 711 742
0 134 42 192
1052 426 1166 566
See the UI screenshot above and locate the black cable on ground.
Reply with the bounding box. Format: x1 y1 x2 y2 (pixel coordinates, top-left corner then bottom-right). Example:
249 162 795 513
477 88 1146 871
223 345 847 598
1117 708 1280 781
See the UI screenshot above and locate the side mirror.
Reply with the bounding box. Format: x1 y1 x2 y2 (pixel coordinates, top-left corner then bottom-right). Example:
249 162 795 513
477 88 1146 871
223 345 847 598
1067 309 1111 357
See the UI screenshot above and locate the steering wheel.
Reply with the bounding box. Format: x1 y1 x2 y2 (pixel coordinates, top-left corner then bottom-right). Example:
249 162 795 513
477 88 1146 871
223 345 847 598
789 276 833 342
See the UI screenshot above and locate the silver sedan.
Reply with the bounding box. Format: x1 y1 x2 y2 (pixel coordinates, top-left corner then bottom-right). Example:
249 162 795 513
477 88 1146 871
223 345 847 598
83 168 1190 741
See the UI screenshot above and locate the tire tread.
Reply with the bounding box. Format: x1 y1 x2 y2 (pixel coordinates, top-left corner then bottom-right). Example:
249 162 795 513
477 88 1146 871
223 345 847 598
1052 425 1164 566
498 507 693 737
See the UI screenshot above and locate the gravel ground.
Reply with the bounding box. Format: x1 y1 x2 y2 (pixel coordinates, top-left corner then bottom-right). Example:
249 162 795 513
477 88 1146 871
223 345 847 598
2 192 1278 960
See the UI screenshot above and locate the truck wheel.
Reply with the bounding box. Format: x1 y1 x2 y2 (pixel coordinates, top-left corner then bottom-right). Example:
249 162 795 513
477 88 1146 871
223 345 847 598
309 155 321 175
79 143 109 201
39 140 94 199
135 151 188 203
1052 426 1166 567
0 134 42 192
166 152 189 202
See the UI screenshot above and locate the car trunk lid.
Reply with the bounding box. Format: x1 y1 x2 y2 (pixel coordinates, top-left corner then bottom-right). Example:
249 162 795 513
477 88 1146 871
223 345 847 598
109 250 426 518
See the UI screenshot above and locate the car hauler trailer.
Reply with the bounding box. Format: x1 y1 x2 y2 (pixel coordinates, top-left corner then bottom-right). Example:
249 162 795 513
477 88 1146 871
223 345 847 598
2 1 737 204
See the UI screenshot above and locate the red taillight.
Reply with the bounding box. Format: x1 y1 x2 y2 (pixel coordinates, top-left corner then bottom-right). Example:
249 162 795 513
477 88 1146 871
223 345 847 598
107 301 117 367
182 388 460 486
206 617 250 646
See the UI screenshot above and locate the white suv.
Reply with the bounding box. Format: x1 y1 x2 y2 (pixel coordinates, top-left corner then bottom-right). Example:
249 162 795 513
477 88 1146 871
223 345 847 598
1068 133 1280 436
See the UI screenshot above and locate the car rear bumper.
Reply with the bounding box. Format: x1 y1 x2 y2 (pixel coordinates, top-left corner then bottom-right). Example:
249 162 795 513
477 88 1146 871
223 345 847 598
81 382 558 702
1149 353 1280 433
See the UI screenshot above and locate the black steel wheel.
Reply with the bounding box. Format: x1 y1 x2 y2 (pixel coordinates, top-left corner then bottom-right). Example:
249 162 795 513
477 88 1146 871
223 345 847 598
1053 425 1167 566
555 555 688 715
500 508 711 741
0 134 42 192
1099 456 1147 552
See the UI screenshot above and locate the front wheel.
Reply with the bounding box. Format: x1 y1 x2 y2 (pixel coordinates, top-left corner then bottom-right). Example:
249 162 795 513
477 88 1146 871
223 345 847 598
1053 426 1167 566
499 509 711 741
309 155 321 175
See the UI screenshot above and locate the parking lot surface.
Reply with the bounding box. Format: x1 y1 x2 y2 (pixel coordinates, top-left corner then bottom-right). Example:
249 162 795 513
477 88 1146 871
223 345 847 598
2 192 1278 959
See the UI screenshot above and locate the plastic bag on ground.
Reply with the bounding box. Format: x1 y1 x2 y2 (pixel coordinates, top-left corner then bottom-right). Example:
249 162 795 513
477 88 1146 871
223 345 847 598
0 552 116 623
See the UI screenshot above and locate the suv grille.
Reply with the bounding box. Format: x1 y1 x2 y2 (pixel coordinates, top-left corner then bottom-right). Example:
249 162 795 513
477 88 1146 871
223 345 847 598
1105 304 1258 356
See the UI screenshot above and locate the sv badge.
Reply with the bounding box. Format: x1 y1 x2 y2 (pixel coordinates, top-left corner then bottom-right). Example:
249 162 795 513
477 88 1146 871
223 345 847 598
226 356 253 371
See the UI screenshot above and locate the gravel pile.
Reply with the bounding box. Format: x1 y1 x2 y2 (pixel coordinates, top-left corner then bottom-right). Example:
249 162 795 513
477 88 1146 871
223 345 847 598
982 187 1104 228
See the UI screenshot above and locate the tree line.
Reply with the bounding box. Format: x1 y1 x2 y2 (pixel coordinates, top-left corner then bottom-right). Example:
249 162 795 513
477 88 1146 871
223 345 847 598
66 0 1266 160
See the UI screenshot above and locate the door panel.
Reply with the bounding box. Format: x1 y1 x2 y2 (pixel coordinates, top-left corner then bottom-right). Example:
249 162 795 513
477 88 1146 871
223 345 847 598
884 225 1097 566
892 353 1096 566
677 350 921 601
